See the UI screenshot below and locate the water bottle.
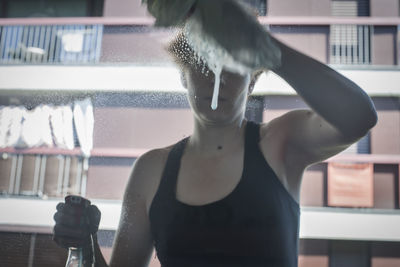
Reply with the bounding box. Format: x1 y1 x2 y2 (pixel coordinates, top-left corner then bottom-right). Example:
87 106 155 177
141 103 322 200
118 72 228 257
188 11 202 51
65 195 95 267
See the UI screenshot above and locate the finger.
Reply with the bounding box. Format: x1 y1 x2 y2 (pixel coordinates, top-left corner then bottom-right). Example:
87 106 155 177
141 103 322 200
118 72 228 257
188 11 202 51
56 202 64 211
61 203 82 215
54 212 83 227
53 224 90 240
88 205 101 234
88 205 101 223
53 211 60 222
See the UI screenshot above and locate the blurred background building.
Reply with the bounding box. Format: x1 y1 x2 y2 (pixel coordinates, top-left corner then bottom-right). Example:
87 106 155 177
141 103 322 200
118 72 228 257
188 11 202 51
0 0 399 266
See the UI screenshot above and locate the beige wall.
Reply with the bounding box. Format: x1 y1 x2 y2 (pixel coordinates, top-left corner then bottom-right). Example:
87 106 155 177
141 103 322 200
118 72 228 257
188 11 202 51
103 0 399 18
370 0 400 17
87 161 132 199
298 255 329 267
94 107 193 149
300 164 326 207
372 26 397 65
298 239 329 267
371 110 400 154
103 0 150 17
100 29 174 64
273 26 329 64
371 242 400 267
373 164 398 209
268 0 331 16
0 157 12 193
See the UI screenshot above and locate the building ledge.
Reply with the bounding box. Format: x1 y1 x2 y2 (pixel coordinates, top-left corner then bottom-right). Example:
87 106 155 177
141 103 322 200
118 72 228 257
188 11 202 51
0 65 399 97
1 197 400 241
1 147 400 164
1 16 400 26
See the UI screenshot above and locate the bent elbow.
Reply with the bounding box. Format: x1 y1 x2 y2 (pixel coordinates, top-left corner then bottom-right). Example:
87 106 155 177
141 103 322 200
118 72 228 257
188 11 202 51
351 110 378 141
340 110 378 142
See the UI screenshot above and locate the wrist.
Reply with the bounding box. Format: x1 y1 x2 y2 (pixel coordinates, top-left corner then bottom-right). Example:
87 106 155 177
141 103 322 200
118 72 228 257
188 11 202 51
185 1 197 20
269 36 289 73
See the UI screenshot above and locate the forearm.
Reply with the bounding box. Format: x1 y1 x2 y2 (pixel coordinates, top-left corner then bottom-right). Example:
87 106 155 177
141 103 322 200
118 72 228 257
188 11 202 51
271 36 378 138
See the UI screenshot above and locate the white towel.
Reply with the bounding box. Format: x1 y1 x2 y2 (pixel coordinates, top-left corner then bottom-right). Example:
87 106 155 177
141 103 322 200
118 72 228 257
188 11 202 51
39 105 54 147
19 106 42 147
49 105 74 150
18 105 53 148
73 98 94 157
0 106 25 148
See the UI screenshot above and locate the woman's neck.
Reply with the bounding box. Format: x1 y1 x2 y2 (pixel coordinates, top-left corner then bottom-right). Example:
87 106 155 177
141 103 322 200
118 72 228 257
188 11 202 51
188 117 247 156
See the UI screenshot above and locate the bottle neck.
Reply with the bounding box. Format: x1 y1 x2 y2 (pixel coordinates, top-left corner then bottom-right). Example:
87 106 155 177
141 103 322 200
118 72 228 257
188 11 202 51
67 236 95 267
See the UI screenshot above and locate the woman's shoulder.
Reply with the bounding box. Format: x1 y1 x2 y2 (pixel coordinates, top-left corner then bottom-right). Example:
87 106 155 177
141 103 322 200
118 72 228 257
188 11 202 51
130 143 179 213
136 136 189 167
133 145 174 178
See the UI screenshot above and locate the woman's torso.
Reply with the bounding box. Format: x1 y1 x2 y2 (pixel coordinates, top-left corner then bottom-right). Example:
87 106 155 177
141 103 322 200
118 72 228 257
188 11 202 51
146 121 302 267
144 121 302 215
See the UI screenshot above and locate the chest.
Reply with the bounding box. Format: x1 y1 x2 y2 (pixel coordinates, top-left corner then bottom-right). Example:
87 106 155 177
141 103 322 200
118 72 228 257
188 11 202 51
175 143 301 206
176 150 245 206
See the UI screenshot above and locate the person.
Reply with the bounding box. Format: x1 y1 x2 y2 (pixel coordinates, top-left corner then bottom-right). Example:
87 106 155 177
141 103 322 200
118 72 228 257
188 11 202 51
53 1 378 267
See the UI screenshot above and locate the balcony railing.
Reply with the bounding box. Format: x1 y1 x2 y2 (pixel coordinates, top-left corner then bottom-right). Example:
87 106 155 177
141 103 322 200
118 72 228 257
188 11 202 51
0 152 88 198
0 24 103 64
330 24 372 65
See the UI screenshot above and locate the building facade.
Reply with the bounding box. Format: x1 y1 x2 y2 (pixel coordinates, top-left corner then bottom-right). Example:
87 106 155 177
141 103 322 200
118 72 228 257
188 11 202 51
0 0 399 266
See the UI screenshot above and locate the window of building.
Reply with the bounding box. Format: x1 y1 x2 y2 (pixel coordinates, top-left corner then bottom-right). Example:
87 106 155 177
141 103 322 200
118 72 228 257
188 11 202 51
331 0 370 17
0 24 103 64
0 0 104 18
330 0 372 65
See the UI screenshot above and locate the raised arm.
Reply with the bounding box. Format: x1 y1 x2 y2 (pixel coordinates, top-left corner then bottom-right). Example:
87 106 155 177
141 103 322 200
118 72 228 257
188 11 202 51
270 35 377 141
260 35 378 171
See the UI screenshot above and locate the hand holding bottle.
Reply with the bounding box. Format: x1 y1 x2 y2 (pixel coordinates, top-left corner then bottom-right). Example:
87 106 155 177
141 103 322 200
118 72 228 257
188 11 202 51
53 195 100 249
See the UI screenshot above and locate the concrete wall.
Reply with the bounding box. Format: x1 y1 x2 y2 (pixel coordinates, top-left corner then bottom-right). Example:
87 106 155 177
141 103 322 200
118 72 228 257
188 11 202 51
373 164 399 209
103 0 150 17
268 0 331 16
87 158 134 199
102 0 399 18
100 28 174 64
371 241 400 267
93 107 193 149
298 239 329 267
103 0 335 17
300 164 327 207
271 26 329 64
372 26 398 65
371 98 400 154
370 0 399 17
